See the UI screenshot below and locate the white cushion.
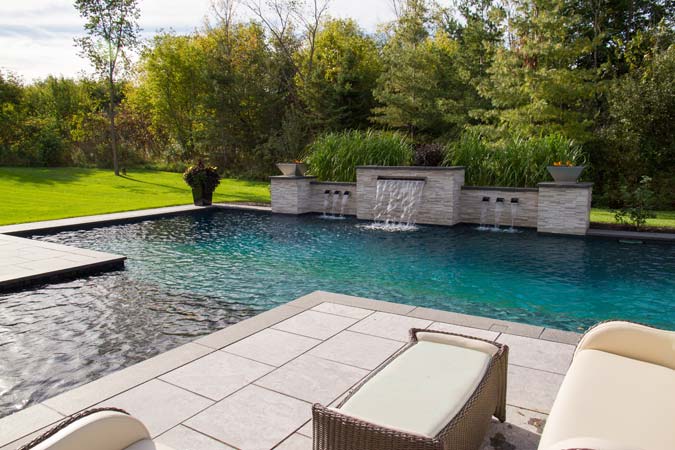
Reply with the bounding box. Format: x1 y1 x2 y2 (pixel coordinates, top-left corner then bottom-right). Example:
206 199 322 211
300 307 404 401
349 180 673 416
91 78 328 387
538 349 675 450
31 411 151 450
338 339 491 437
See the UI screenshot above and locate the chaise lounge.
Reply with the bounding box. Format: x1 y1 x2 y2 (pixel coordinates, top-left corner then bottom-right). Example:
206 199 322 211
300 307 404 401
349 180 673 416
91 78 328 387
538 320 675 450
17 408 173 450
313 328 508 450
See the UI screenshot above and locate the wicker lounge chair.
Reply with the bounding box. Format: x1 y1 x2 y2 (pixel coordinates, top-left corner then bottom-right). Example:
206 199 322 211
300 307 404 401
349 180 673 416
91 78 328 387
313 328 508 450
17 408 174 450
538 320 675 450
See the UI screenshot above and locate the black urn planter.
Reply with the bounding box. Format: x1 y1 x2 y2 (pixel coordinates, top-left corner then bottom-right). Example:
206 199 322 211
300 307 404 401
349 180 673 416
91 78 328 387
191 186 213 206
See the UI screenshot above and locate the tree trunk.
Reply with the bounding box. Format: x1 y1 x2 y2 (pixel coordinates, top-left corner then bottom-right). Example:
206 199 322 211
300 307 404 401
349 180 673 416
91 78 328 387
108 72 119 176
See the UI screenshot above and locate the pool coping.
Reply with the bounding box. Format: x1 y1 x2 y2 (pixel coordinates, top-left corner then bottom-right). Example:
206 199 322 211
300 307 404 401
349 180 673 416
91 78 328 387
0 290 582 449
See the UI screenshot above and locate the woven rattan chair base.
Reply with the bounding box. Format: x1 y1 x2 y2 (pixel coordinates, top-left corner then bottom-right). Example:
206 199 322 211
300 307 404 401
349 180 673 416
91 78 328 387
313 328 508 450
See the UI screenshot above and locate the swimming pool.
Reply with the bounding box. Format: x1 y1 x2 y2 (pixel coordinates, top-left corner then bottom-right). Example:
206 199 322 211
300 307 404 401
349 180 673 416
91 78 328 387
1 208 673 416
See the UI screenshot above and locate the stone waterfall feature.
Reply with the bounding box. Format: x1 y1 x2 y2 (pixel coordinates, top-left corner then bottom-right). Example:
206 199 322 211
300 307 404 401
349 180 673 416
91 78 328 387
366 178 425 231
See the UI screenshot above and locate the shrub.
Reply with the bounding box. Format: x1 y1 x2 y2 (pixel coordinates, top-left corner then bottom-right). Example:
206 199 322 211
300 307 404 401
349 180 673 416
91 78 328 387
413 143 445 166
613 176 657 231
304 129 413 182
444 130 586 187
183 161 220 194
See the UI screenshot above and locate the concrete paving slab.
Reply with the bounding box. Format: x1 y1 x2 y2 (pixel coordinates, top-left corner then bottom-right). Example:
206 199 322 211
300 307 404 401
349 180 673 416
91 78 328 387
222 328 321 367
348 311 431 341
255 354 367 405
99 379 213 437
185 385 311 450
307 330 404 370
159 351 274 401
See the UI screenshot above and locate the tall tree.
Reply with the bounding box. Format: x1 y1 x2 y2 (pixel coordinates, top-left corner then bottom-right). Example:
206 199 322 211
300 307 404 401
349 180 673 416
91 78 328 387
477 0 597 142
296 19 382 130
74 0 141 175
372 0 468 139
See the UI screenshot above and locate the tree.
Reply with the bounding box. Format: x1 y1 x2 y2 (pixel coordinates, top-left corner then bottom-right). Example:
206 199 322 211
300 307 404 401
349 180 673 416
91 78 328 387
372 0 468 139
134 33 208 162
599 45 675 207
477 0 597 142
74 0 141 175
0 71 25 164
296 19 382 130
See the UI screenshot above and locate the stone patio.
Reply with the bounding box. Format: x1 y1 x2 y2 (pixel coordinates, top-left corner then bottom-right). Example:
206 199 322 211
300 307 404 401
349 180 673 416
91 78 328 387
0 233 124 291
0 291 581 450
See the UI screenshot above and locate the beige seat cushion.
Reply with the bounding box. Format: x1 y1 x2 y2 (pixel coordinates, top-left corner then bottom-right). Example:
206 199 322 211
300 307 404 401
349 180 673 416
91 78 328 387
338 339 491 438
31 411 152 450
538 349 675 450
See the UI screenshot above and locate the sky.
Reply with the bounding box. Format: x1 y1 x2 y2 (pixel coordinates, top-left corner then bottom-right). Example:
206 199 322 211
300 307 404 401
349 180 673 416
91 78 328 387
0 0 398 83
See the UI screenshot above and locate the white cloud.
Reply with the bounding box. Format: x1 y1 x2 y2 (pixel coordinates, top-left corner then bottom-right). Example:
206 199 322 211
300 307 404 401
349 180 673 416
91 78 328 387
0 0 396 82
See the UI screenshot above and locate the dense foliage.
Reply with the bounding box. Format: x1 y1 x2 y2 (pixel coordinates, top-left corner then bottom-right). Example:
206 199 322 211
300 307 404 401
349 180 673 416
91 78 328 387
445 131 585 187
305 130 413 182
1 0 673 207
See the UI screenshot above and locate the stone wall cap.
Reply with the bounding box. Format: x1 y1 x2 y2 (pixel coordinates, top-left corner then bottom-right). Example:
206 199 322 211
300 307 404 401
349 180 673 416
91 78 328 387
309 181 356 186
356 165 465 171
462 186 538 192
538 182 594 189
269 175 317 180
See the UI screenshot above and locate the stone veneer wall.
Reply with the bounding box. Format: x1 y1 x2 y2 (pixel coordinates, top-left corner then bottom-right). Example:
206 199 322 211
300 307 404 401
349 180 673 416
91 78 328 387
270 169 593 235
537 183 593 235
356 166 465 226
270 176 315 214
460 187 539 228
309 181 357 216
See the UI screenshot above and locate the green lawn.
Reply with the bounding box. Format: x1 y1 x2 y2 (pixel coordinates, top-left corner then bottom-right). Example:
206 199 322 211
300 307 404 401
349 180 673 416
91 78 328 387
0 167 271 226
590 208 675 229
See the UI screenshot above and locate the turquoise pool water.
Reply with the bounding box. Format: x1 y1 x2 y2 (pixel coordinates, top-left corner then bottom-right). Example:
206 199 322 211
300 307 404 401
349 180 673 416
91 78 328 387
1 208 673 416
38 208 675 332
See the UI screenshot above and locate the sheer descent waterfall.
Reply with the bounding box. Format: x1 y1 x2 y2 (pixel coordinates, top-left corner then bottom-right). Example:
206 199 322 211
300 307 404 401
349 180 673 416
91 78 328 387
366 178 425 231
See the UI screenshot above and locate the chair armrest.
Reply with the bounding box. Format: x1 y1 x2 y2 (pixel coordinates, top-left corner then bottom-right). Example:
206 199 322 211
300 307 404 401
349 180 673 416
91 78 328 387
576 321 675 369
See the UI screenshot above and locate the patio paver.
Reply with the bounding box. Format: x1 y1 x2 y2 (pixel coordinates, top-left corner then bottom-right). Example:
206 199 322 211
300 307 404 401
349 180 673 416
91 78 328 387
222 328 321 367
506 365 565 413
348 311 432 341
185 385 311 450
156 425 235 450
275 434 312 450
159 351 274 401
307 330 404 370
497 333 575 374
254 354 368 404
0 292 583 450
0 234 125 291
428 321 501 341
98 379 213 437
271 310 358 340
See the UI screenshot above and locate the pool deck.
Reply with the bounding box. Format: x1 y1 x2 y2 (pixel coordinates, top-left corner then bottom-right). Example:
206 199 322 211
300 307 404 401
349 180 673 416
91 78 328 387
0 290 581 450
0 204 270 292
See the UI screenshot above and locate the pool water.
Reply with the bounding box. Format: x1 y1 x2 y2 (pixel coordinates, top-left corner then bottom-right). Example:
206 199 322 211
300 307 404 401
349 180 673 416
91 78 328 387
1 208 673 416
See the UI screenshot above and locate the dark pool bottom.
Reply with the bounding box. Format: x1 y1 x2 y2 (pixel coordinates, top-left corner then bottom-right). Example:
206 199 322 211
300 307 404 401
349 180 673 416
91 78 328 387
0 208 673 417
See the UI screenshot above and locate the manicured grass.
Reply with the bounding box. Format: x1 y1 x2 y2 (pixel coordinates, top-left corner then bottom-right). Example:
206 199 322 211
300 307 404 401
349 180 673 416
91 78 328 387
0 167 270 226
591 208 675 229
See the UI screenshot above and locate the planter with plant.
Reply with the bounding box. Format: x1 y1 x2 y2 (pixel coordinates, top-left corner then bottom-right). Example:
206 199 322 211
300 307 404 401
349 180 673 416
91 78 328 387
276 160 307 177
183 161 220 206
547 160 585 183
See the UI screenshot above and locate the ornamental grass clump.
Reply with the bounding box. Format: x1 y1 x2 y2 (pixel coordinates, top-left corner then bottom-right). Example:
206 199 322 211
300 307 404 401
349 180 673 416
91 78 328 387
305 129 413 182
444 131 586 187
